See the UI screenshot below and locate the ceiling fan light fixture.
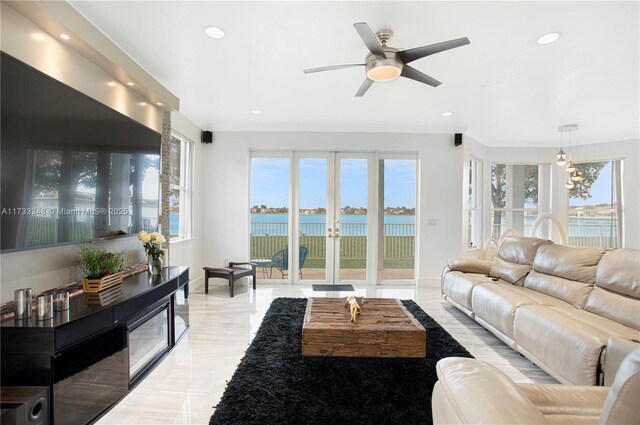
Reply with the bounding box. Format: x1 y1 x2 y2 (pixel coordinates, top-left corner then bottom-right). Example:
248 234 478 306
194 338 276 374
366 65 401 82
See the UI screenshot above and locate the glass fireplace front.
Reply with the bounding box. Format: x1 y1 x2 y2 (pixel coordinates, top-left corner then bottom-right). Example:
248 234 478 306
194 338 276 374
128 303 170 382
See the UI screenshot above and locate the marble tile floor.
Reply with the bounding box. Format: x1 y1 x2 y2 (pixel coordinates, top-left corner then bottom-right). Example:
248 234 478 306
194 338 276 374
97 280 556 425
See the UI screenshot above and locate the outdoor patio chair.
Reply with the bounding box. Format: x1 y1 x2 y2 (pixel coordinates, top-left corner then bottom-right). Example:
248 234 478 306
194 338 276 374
270 246 308 279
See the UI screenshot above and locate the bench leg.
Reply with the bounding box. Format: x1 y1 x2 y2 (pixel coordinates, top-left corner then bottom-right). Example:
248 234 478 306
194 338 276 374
229 275 234 297
205 272 209 294
252 272 256 290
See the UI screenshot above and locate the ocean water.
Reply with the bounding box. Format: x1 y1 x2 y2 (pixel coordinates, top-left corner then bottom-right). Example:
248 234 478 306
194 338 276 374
252 213 414 236
251 213 615 237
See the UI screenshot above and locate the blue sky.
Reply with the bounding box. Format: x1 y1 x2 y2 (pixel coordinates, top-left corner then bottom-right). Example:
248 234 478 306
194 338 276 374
250 158 611 210
570 161 613 206
250 158 417 209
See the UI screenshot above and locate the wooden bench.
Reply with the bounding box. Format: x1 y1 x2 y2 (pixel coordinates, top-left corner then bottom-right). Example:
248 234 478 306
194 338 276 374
203 262 257 297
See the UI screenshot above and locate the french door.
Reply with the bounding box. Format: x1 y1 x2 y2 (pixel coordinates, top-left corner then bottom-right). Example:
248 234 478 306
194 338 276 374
249 151 417 285
294 152 374 284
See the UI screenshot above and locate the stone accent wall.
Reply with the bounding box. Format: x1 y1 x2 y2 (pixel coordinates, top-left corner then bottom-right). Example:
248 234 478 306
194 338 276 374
160 110 171 261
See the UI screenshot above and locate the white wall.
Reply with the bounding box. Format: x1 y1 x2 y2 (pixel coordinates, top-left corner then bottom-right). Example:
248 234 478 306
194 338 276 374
0 5 163 302
199 131 464 285
169 112 206 288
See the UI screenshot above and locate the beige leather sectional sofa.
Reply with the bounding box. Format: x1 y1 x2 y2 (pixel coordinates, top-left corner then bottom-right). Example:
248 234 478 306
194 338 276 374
441 235 640 385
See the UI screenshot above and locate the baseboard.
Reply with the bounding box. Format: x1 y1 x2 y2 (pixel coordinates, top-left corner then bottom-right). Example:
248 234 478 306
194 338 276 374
189 275 204 289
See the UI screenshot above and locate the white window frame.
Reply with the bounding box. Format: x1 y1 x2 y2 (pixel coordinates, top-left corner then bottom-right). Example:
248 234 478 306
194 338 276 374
566 159 623 248
468 157 482 250
490 163 544 239
169 131 193 241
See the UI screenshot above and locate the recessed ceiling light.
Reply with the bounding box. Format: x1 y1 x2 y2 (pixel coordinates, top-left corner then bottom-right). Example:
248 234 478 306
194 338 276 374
31 33 45 41
60 34 71 40
250 109 263 115
205 26 225 39
127 82 134 86
138 102 147 106
107 82 117 87
441 111 454 117
536 32 561 45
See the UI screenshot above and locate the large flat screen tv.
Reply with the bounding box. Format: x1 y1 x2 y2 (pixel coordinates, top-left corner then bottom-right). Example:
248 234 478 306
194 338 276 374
1 53 161 252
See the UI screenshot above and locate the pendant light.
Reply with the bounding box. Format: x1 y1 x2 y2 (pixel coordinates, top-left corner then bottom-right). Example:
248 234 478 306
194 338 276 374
556 130 567 166
570 169 583 182
559 124 578 173
565 179 575 189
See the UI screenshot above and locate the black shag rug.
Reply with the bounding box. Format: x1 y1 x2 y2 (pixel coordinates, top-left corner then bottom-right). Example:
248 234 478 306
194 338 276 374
210 298 472 425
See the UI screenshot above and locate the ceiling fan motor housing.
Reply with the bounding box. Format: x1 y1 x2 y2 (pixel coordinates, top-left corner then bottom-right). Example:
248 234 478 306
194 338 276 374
366 47 403 82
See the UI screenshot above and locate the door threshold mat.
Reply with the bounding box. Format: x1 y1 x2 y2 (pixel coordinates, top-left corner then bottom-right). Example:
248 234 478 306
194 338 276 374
312 284 355 291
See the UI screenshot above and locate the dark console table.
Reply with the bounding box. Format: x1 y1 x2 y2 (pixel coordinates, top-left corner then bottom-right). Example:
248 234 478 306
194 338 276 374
0 266 189 425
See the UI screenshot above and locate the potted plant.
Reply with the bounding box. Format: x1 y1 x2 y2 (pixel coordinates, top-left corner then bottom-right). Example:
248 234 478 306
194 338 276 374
138 231 166 275
77 245 125 292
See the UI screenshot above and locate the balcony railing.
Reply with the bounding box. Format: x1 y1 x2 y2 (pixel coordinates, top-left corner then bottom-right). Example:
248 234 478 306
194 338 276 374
250 222 415 267
491 221 618 248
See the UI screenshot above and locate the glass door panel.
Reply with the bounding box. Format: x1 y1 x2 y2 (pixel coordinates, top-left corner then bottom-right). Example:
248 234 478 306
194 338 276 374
249 157 290 281
337 157 368 281
377 159 416 281
298 158 328 281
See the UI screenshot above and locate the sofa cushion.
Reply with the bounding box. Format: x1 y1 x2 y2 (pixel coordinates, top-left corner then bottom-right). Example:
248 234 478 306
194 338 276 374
584 249 640 330
442 271 494 312
489 236 551 285
447 258 492 275
472 282 572 340
518 384 608 424
545 305 640 342
584 287 640 331
524 270 595 309
513 305 609 385
524 244 607 308
532 244 608 283
433 358 548 425
599 348 640 425
595 249 640 298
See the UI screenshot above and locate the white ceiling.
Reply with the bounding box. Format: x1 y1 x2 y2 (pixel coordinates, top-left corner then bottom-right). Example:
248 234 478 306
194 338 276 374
70 1 639 147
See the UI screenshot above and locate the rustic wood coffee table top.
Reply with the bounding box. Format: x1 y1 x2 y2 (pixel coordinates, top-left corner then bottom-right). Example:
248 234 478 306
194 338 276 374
302 297 426 358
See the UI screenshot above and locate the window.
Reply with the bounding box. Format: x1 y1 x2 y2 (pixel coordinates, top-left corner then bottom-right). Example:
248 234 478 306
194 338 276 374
491 163 539 239
568 160 621 248
169 132 192 240
468 158 481 249
249 156 290 281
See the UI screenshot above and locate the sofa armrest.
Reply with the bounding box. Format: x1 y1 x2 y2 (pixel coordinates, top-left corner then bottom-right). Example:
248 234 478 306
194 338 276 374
604 337 640 386
447 258 492 275
432 358 547 425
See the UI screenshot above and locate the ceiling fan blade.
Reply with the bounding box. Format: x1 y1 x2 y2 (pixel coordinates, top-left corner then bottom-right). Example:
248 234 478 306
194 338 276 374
400 66 442 87
353 22 387 58
355 78 374 97
398 37 470 64
303 64 365 74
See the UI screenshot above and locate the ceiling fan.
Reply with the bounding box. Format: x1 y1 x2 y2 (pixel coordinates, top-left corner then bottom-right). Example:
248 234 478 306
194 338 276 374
303 22 470 97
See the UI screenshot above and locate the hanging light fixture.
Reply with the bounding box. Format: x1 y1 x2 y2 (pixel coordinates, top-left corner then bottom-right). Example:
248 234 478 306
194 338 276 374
565 179 575 189
570 169 584 182
558 124 578 173
556 130 567 166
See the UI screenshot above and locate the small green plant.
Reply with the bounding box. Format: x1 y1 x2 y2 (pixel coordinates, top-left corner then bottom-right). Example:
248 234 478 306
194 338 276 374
77 245 125 279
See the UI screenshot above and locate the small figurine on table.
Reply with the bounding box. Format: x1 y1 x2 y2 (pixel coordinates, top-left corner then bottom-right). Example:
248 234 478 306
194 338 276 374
344 295 361 323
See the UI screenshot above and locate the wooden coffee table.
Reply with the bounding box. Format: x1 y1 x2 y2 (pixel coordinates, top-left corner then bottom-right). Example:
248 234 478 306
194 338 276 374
302 297 426 358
